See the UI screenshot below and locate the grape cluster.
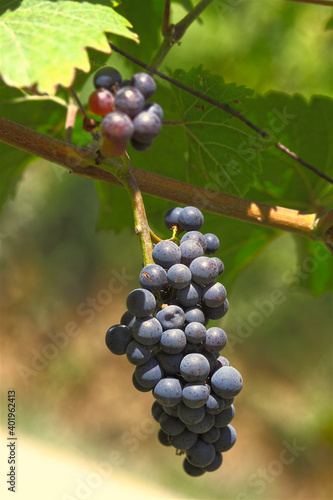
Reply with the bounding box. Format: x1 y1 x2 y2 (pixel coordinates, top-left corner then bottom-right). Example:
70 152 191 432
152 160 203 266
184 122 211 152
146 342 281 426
105 206 243 476
88 66 163 157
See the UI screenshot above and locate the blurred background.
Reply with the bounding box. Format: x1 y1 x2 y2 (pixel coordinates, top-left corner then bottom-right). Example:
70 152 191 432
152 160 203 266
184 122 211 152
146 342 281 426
0 1 332 499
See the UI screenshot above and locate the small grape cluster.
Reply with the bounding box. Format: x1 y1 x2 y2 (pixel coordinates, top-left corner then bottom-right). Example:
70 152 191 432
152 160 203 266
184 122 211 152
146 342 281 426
105 206 243 477
88 66 163 158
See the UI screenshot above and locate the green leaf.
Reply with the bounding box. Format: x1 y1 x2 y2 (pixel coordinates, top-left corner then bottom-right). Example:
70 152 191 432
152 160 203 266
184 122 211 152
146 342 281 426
243 92 333 294
325 16 333 31
0 0 138 94
292 240 333 295
244 92 333 208
171 66 262 197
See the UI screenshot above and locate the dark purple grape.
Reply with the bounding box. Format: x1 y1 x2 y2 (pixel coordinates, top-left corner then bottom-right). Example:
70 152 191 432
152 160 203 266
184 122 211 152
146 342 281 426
158 429 172 446
205 394 225 415
172 429 198 450
180 231 207 252
159 413 186 436
114 86 145 117
101 111 134 142
180 240 204 266
156 305 185 330
144 102 164 120
201 426 220 444
153 377 183 406
182 382 210 408
167 264 192 290
134 358 164 388
126 340 151 366
177 281 202 308
132 72 157 99
213 424 236 452
214 405 235 428
211 366 243 399
203 327 228 353
211 257 224 276
202 351 219 374
105 324 132 355
156 352 183 376
132 316 163 346
132 111 162 143
180 353 210 383
184 322 206 344
204 452 223 472
126 288 156 317
159 328 186 354
130 137 152 151
204 233 220 255
217 355 231 368
152 240 181 269
203 298 229 320
120 311 136 328
152 401 165 422
183 458 205 477
132 372 152 392
177 402 205 425
119 78 134 87
183 343 203 355
93 66 122 90
139 264 168 292
186 413 215 434
222 397 234 409
202 282 227 309
164 207 183 230
186 439 215 468
178 206 204 231
163 404 179 417
190 257 219 286
184 307 206 325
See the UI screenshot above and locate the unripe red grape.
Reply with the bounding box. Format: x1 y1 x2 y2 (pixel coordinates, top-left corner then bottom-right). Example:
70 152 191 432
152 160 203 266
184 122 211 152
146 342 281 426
89 89 115 116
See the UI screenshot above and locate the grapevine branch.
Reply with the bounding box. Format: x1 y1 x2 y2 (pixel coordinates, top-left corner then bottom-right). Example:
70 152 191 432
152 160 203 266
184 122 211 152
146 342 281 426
0 116 331 250
110 44 333 186
162 0 171 36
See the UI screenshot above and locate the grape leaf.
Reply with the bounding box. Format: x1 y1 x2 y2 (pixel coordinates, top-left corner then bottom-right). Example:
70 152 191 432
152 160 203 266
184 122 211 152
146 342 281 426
243 92 333 212
243 92 333 294
0 0 138 94
171 66 263 197
325 16 333 30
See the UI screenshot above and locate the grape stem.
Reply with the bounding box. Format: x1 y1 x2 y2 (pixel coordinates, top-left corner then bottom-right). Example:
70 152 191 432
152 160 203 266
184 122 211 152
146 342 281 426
64 98 78 143
151 0 214 69
0 116 332 252
150 229 163 243
162 0 171 36
119 164 154 266
69 86 98 140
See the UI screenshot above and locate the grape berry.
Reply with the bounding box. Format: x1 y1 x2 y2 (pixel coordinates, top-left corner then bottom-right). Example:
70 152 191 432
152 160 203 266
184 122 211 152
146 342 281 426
105 206 243 476
88 67 163 157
